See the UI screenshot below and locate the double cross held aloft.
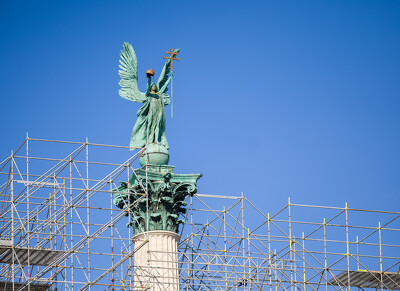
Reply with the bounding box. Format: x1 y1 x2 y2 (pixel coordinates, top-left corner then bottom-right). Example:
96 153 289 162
163 48 180 118
163 48 180 72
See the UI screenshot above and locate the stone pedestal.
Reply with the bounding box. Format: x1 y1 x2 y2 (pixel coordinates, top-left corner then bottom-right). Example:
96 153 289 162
134 230 180 291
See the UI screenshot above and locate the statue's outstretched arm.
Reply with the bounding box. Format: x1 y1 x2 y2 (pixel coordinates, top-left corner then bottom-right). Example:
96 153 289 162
157 49 179 91
145 78 152 96
159 75 172 94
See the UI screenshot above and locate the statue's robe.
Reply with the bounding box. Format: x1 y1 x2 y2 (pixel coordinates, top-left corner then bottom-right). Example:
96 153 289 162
129 80 169 150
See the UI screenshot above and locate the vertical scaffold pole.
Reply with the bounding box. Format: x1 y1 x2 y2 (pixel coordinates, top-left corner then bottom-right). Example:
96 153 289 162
190 193 194 289
110 181 115 291
26 133 31 291
345 202 350 291
356 236 359 271
274 248 277 291
63 177 66 290
120 246 123 287
268 213 272 291
127 162 132 288
11 150 14 291
36 207 39 276
206 219 210 282
288 197 293 291
61 178 67 289
323 218 327 291
145 150 150 289
302 232 306 291
69 155 74 290
247 228 251 289
379 221 383 291
293 234 297 288
241 193 246 289
50 190 52 284
223 206 227 290
86 137 91 290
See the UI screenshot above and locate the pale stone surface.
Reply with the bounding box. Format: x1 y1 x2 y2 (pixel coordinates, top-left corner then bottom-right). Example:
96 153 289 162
134 230 180 291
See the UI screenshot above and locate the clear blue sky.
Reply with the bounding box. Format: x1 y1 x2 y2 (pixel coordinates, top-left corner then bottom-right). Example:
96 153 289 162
0 0 399 213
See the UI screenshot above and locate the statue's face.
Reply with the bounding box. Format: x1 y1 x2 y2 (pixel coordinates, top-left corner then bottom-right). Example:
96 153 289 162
151 85 158 93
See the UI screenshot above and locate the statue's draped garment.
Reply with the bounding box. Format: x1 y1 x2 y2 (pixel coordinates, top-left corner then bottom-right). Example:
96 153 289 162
130 79 170 149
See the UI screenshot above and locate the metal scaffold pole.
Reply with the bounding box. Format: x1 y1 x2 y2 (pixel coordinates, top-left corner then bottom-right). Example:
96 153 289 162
26 134 31 291
85 137 90 290
11 150 15 291
345 202 350 291
69 154 74 291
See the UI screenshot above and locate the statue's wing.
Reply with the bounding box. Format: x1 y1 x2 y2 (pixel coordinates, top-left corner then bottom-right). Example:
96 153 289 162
118 42 146 103
157 48 180 92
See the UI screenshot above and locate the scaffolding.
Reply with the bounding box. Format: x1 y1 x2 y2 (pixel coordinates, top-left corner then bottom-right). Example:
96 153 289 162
0 137 399 290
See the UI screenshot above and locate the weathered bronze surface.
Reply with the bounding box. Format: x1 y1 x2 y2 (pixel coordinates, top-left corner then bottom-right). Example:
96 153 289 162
118 42 179 152
113 165 202 235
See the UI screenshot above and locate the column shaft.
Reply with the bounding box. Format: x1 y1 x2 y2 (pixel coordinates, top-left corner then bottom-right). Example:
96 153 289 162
134 231 180 291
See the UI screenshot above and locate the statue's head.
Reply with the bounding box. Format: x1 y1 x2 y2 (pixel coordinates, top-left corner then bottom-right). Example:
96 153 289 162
151 83 158 93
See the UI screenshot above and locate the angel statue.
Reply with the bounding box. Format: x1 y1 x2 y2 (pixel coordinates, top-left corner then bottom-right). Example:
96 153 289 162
118 42 179 165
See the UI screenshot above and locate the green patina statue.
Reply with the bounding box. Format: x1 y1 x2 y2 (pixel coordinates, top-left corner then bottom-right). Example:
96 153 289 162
119 43 179 156
114 43 202 236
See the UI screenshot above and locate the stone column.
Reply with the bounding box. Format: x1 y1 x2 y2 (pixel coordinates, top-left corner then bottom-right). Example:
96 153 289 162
133 230 180 291
113 163 201 291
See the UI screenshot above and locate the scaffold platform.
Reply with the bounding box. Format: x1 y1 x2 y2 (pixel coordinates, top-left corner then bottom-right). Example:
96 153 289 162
0 238 64 266
330 270 400 290
0 247 64 266
0 281 50 291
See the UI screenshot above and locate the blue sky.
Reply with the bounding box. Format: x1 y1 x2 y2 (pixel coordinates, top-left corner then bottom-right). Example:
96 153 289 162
0 0 399 213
